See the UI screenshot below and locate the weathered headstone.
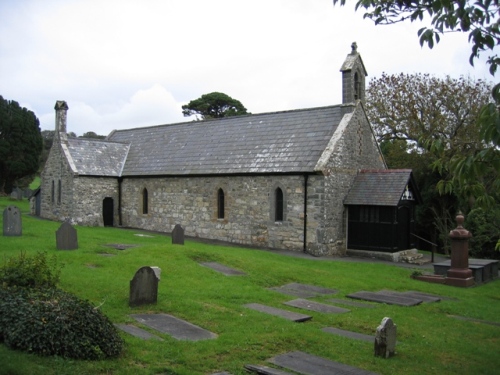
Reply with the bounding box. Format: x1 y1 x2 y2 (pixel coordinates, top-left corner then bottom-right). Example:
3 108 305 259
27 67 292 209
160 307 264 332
3 206 22 236
374 317 397 358
129 266 161 307
172 224 184 245
56 221 78 250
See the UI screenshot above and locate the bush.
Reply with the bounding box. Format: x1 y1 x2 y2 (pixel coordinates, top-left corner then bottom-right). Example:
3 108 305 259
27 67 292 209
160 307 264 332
0 251 63 288
0 287 123 359
465 207 500 259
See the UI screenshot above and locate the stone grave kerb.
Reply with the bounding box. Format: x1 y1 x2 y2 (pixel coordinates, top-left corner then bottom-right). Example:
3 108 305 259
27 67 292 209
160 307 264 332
3 205 22 236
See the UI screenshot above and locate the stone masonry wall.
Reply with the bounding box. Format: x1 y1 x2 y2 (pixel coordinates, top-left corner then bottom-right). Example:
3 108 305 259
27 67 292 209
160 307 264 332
313 104 386 256
121 174 325 253
40 141 75 222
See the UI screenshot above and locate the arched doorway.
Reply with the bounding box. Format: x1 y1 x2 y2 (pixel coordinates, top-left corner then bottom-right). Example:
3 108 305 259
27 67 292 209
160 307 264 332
103 197 114 226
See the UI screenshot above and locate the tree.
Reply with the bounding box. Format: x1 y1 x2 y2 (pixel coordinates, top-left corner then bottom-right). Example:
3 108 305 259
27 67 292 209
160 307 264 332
366 73 493 253
0 96 43 194
80 131 106 139
182 92 249 120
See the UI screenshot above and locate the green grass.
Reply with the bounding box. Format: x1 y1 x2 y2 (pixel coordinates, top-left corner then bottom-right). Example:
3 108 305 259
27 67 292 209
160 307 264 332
1 197 499 375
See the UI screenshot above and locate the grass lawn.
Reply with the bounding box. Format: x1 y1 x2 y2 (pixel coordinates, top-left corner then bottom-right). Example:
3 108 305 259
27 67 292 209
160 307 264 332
0 197 499 375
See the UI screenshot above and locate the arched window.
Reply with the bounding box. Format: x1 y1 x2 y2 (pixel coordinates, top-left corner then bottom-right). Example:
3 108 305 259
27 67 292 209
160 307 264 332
142 188 148 214
217 188 225 219
275 187 284 221
354 72 360 100
51 180 55 203
57 180 62 205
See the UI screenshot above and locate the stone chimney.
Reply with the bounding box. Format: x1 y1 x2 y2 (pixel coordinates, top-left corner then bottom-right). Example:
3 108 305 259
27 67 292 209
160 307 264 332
340 42 368 106
54 100 68 142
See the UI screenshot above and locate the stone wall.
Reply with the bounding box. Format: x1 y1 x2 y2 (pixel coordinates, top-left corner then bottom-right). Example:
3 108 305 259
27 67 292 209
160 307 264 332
313 104 386 256
120 174 326 253
40 141 75 222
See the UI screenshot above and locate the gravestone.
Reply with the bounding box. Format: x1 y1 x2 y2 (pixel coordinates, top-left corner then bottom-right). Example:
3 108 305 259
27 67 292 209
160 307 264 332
129 266 161 307
374 317 397 358
172 224 184 245
56 221 78 250
3 206 22 236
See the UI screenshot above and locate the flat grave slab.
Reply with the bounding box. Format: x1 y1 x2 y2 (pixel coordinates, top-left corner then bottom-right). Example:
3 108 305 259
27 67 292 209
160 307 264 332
283 299 350 314
321 327 374 342
268 283 338 298
327 298 377 309
115 324 163 341
244 303 312 322
269 351 379 375
200 262 246 276
380 290 442 303
244 364 294 374
347 291 422 306
449 315 500 327
130 313 217 341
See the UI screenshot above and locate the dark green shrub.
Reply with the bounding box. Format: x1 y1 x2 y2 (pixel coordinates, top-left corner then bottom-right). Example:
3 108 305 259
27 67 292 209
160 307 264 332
0 287 123 359
465 207 500 259
0 251 63 288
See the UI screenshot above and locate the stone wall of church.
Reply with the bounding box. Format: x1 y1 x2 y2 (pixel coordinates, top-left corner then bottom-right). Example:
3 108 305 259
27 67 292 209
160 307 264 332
312 104 386 256
40 141 75 222
120 174 328 253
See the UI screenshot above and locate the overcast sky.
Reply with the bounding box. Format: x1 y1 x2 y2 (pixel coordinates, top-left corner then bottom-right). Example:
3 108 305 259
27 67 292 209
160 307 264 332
0 0 495 136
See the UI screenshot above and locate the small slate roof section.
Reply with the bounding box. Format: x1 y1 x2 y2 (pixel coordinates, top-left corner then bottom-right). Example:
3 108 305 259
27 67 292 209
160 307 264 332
107 106 344 176
344 169 421 207
67 138 130 176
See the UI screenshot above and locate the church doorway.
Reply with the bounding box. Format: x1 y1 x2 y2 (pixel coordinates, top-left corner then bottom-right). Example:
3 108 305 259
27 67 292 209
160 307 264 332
103 197 114 226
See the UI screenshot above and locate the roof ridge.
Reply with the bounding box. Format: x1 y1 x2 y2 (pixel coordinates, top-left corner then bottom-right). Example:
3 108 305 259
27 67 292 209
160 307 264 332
110 104 343 134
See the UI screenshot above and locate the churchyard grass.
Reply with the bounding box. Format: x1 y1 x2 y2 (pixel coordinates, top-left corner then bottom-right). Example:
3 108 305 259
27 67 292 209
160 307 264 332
1 196 499 375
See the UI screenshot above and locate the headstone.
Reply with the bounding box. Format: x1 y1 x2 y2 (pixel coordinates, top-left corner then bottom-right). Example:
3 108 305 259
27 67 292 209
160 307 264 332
10 188 23 200
129 266 161 307
56 221 78 250
3 206 22 236
374 317 397 358
172 224 184 245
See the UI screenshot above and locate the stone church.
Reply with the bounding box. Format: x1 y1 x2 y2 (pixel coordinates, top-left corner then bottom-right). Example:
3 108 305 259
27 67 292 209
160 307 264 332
39 44 419 256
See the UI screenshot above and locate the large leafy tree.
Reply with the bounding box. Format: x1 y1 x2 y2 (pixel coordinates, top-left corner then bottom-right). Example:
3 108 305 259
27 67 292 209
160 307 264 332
0 96 43 194
182 92 249 120
366 73 493 253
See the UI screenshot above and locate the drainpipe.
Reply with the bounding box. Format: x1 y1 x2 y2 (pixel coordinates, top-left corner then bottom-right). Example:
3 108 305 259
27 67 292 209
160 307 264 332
303 174 308 253
118 177 123 226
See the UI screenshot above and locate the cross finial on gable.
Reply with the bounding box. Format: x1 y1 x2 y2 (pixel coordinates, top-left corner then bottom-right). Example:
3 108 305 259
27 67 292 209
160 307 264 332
351 41 358 54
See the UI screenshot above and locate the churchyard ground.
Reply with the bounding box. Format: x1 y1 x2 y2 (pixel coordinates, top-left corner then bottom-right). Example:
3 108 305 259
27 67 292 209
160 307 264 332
0 197 499 375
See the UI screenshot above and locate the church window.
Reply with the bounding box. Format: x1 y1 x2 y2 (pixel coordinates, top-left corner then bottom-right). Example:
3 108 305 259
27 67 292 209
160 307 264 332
275 187 284 221
51 180 55 203
57 180 62 204
217 188 225 219
354 72 360 100
142 188 148 214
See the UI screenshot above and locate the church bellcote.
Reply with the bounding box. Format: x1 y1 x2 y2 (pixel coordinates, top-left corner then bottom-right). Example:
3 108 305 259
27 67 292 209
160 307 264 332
340 42 368 105
54 100 69 142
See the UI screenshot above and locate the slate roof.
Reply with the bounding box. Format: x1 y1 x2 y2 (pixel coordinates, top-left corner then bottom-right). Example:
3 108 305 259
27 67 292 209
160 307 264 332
66 138 130 176
344 169 420 206
107 105 345 176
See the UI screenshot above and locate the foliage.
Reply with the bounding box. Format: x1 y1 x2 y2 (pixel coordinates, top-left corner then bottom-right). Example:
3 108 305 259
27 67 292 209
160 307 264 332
366 73 492 253
0 287 123 360
182 92 249 120
0 251 63 289
465 207 500 258
80 131 106 139
333 0 500 75
0 96 43 194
